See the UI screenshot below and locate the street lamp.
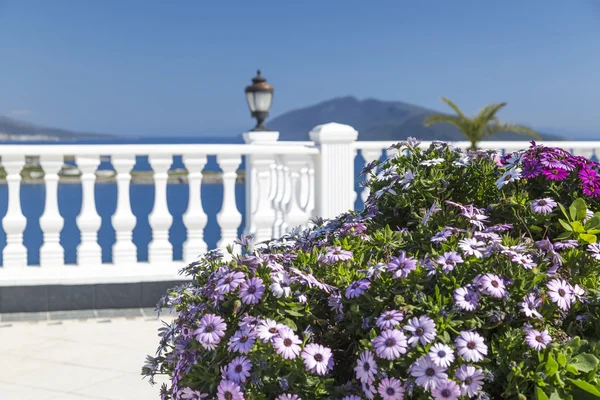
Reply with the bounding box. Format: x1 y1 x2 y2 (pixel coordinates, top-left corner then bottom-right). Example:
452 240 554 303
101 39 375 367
245 70 274 131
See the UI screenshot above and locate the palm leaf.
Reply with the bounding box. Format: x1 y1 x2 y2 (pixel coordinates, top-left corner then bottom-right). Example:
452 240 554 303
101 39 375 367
474 103 507 126
440 97 467 119
484 123 541 140
424 114 466 129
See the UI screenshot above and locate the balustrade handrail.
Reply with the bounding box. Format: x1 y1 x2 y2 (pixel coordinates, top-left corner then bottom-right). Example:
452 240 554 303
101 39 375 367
354 139 595 151
0 143 319 157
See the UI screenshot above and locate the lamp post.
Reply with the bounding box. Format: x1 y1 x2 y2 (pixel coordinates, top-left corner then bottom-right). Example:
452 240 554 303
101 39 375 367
245 70 274 131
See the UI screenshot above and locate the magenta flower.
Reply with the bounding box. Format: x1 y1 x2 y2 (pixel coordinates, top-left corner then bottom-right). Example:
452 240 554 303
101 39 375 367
542 167 569 181
409 355 448 391
405 316 437 346
272 327 302 360
525 329 552 350
217 380 244 400
301 343 333 375
456 331 488 362
431 379 461 400
531 198 557 214
376 310 404 330
579 166 598 186
546 279 574 310
377 377 405 400
387 251 417 279
354 350 377 384
239 277 265 305
453 287 480 311
194 314 227 350
345 279 371 299
225 356 252 383
372 329 408 360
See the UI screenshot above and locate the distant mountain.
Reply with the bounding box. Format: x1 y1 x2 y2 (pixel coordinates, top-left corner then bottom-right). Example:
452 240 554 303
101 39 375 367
269 96 564 141
0 116 114 141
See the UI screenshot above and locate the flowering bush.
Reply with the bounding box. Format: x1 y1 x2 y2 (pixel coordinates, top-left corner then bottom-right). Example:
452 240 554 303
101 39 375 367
144 139 600 400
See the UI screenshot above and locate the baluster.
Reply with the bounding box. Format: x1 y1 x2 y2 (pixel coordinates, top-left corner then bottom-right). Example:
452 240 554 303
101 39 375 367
216 154 242 254
272 159 288 237
111 154 137 265
76 155 102 265
284 155 311 230
1 155 27 267
148 154 173 264
182 154 208 262
39 155 65 267
249 153 277 244
280 162 292 235
303 158 316 220
360 149 384 206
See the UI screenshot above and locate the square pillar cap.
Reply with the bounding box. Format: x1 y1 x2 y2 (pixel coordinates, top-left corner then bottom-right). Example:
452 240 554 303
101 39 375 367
309 122 358 144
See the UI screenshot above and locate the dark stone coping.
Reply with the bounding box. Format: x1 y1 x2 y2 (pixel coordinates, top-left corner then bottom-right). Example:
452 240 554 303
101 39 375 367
0 280 186 314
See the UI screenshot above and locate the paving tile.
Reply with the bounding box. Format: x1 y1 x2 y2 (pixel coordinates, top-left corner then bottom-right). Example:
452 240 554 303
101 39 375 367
0 381 59 400
73 372 163 400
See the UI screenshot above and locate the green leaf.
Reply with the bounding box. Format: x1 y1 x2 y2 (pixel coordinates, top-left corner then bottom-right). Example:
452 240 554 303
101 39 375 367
558 203 570 220
546 354 559 376
580 234 597 244
570 353 600 373
559 219 573 231
585 215 600 231
572 221 585 233
530 225 543 232
536 386 550 400
570 198 588 221
549 389 562 400
557 353 567 367
556 232 573 240
569 379 600 397
281 318 297 331
284 309 304 317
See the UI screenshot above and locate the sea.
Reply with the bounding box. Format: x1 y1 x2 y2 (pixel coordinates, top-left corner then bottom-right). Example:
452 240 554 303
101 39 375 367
0 136 367 266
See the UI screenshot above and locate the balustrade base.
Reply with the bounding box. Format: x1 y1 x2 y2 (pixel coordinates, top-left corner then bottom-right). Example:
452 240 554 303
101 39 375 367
0 263 189 313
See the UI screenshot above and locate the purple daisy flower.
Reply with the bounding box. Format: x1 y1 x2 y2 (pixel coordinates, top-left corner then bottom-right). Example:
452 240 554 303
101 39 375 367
179 387 209 399
270 272 292 298
226 356 252 383
405 316 437 346
478 273 506 298
355 350 377 384
546 279 574 310
257 319 284 342
409 355 448 391
455 365 485 398
323 246 353 263
525 329 552 350
376 310 405 329
436 251 464 273
519 293 543 318
377 377 405 400
542 167 569 181
431 380 461 400
461 205 489 230
431 228 453 243
275 395 301 400
372 329 408 360
387 251 417 279
458 238 485 259
239 277 265 305
345 279 371 299
553 240 579 250
455 331 488 362
342 396 362 400
272 327 302 360
510 253 537 269
428 343 455 368
217 380 243 400
301 343 333 375
227 328 256 354
531 198 557 214
453 287 479 311
587 243 600 260
194 314 227 350
216 271 246 294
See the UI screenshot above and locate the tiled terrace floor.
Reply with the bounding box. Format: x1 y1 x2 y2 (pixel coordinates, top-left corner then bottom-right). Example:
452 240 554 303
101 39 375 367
0 310 173 400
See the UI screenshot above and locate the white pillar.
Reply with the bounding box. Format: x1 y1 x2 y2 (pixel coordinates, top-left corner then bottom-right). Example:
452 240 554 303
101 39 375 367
76 155 102 265
111 154 137 265
2 155 27 267
216 154 242 254
39 155 65 267
242 131 278 243
309 123 359 219
283 155 311 229
148 154 173 264
182 154 208 262
360 149 383 205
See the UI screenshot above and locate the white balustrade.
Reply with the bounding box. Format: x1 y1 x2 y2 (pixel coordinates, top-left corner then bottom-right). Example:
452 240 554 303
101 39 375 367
284 155 312 229
76 155 102 266
112 154 137 265
148 154 173 264
182 154 208 262
216 154 242 254
360 149 384 205
39 155 65 267
2 155 27 267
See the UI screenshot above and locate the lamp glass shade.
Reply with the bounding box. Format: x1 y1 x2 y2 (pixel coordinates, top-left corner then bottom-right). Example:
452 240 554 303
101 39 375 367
253 91 273 113
245 92 257 112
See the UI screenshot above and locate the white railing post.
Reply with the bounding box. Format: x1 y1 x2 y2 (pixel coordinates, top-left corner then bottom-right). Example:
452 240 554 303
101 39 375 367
39 155 65 267
111 154 137 265
309 123 359 219
216 154 242 254
76 155 102 265
242 131 279 244
182 154 208 262
1 155 27 267
148 154 173 264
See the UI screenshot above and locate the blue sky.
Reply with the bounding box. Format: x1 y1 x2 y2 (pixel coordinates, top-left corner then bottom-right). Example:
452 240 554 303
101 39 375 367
0 0 599 137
